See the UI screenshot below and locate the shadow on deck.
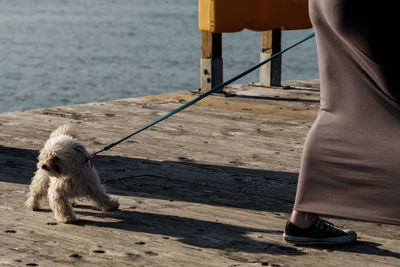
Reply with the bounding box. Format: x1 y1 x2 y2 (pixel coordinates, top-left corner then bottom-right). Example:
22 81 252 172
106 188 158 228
1 145 399 261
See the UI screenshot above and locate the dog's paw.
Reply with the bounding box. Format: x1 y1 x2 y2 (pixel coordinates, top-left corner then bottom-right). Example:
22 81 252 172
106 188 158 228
64 218 79 224
56 215 78 224
25 199 41 211
102 199 119 212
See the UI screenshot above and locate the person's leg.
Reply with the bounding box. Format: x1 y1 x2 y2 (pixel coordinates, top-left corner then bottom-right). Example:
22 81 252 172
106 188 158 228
289 210 319 228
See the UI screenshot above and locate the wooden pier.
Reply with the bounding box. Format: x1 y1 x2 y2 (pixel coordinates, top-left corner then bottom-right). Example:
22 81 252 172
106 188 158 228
1 81 399 266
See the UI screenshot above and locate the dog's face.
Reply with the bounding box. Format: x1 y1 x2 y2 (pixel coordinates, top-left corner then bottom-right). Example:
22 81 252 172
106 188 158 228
38 151 62 176
38 135 92 177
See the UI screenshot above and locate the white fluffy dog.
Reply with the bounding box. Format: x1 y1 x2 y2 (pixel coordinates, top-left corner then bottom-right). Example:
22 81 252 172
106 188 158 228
25 125 119 223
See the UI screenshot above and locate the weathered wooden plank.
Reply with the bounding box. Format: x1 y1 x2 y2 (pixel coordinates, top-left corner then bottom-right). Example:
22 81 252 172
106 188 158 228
223 83 320 102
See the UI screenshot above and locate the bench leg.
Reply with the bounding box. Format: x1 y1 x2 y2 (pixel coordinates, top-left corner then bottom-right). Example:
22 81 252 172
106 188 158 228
200 31 223 93
260 29 282 87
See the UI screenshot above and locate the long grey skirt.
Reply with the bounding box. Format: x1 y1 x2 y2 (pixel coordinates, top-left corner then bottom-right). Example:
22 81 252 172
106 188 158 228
294 0 399 224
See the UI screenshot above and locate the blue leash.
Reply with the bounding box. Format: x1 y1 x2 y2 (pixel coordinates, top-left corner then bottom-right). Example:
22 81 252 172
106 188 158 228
92 32 315 157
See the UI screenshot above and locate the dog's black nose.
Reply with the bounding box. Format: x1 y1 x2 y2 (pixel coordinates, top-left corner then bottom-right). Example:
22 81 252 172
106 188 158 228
42 164 47 170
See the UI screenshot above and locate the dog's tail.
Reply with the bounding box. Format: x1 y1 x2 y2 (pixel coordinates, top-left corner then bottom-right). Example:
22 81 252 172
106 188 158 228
50 124 77 139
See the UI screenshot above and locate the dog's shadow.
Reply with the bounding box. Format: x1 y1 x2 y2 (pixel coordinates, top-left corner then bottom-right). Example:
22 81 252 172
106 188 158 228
71 205 304 255
71 206 400 259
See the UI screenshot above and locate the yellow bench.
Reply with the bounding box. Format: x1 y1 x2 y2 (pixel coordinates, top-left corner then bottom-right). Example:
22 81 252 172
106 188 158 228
198 0 312 91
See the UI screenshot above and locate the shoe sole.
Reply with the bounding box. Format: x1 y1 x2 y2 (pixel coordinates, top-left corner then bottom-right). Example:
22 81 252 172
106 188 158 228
283 232 357 246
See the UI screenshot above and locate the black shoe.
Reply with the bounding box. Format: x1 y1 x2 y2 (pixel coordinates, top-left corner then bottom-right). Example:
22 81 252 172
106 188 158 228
283 218 357 245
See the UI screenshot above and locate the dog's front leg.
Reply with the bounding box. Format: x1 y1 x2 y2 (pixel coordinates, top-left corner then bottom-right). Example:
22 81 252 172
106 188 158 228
25 169 50 211
48 190 77 223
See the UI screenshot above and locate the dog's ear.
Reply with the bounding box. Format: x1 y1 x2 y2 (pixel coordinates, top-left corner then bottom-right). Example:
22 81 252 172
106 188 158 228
73 145 93 160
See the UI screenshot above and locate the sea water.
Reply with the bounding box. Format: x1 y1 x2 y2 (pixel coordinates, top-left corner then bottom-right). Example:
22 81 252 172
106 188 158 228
0 0 318 113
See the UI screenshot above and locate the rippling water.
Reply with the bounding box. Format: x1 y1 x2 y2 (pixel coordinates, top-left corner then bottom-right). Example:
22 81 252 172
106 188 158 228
0 0 317 113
